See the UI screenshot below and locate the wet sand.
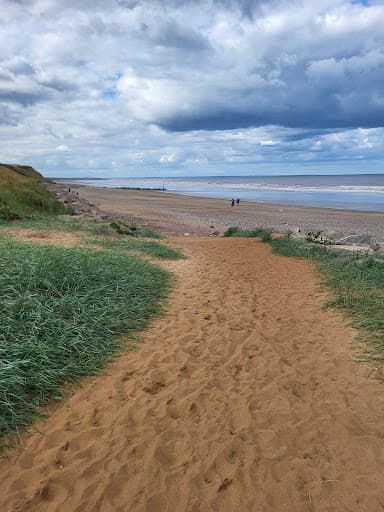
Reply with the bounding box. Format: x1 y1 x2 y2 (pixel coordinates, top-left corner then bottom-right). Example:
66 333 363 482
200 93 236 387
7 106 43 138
69 185 384 238
1 190 384 511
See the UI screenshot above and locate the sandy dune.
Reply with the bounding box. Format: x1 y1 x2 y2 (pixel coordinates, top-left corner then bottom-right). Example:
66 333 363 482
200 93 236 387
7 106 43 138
1 237 384 511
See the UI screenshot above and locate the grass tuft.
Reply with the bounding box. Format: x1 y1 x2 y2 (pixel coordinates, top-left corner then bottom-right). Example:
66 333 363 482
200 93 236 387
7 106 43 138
91 238 185 260
109 220 162 238
223 226 272 241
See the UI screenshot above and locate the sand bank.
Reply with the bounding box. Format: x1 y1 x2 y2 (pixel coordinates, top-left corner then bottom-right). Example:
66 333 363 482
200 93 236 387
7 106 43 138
67 185 384 239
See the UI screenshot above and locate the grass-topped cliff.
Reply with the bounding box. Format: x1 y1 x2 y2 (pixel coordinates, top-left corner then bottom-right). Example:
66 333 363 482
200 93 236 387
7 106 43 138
0 163 69 221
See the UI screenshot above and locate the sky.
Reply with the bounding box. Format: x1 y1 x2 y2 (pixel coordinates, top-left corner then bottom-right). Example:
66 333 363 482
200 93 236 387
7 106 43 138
0 0 384 177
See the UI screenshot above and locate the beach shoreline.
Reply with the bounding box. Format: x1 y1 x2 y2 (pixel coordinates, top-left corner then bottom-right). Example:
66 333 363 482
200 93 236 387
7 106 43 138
52 174 384 213
58 183 384 240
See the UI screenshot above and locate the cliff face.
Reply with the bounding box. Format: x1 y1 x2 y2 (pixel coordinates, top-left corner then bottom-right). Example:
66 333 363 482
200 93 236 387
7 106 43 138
0 163 44 184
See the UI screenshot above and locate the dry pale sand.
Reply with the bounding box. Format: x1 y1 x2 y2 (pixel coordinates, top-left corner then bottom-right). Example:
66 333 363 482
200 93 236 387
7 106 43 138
68 185 384 239
1 236 384 511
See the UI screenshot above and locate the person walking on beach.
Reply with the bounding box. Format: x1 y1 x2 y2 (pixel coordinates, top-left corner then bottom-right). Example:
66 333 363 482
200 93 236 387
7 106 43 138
231 198 235 206
236 198 240 205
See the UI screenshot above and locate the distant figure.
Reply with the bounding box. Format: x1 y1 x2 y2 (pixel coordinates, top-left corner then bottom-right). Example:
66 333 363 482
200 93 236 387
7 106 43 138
231 198 235 207
236 198 240 205
68 187 71 192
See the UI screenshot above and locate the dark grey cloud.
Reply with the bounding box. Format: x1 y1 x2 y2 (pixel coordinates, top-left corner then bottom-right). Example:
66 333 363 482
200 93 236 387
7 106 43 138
284 129 343 142
108 0 384 132
159 105 384 132
0 90 48 106
147 72 384 132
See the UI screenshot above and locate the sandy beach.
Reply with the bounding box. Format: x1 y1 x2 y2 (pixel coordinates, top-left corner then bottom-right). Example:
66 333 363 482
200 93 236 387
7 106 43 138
1 187 384 511
67 185 384 239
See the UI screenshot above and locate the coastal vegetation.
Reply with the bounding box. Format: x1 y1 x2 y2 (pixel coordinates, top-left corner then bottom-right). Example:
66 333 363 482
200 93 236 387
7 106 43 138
109 220 162 238
223 226 272 241
224 227 384 372
0 238 173 445
0 166 184 446
11 216 162 239
0 164 70 221
90 237 185 260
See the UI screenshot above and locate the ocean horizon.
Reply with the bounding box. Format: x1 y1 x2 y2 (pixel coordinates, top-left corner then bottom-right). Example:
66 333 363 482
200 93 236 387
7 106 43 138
54 174 384 212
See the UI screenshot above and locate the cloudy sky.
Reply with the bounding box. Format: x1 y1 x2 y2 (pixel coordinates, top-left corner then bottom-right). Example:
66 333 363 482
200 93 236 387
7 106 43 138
1 0 384 177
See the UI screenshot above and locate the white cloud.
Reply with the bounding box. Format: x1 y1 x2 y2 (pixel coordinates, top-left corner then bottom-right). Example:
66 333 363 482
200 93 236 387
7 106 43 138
0 0 383 177
159 153 177 163
259 139 279 146
55 144 69 152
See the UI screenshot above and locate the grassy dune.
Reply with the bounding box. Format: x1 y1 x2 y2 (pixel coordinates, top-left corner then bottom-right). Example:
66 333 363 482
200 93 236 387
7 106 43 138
0 164 69 221
0 166 184 446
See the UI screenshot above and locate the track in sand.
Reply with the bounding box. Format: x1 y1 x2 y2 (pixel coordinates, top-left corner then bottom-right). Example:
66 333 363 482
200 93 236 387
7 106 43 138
1 237 384 511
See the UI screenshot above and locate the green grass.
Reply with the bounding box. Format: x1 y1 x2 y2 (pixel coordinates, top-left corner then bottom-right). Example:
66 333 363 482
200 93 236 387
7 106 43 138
6 217 162 239
109 220 162 238
131 227 162 239
0 238 171 444
0 164 179 444
0 176 70 222
270 237 341 260
223 226 272 241
2 216 102 233
0 184 70 221
91 238 185 260
0 164 43 181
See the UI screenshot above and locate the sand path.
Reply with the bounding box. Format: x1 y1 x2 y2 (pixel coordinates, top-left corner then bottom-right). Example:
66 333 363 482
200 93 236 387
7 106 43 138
1 237 384 511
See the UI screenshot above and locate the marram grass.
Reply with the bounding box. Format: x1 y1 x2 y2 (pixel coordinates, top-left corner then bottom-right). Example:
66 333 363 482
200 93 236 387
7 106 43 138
0 238 171 444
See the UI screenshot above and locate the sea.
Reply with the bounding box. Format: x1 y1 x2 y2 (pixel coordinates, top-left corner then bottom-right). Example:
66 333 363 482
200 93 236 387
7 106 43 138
56 174 384 212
